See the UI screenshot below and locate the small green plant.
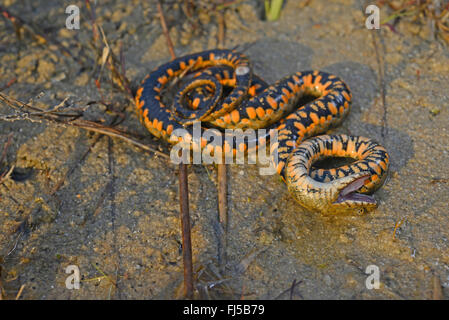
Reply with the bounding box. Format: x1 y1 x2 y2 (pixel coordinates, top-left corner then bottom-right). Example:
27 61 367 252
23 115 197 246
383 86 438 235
265 0 284 21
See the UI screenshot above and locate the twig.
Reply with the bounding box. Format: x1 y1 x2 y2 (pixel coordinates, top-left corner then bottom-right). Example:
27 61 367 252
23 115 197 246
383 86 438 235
216 10 227 270
157 0 176 60
69 120 170 159
179 162 193 299
85 0 99 42
274 278 303 300
6 225 22 256
217 163 228 269
15 284 25 300
157 0 193 300
217 11 225 49
371 31 388 140
392 218 405 240
214 6 228 273
97 25 132 99
290 278 298 300
0 165 14 185
92 263 117 287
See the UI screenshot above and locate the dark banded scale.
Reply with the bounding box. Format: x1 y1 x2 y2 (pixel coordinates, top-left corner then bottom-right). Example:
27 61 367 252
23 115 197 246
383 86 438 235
135 49 390 214
286 135 389 213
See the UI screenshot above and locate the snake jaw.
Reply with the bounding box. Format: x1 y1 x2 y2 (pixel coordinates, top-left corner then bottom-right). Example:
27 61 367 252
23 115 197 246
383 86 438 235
286 169 377 214
330 172 377 212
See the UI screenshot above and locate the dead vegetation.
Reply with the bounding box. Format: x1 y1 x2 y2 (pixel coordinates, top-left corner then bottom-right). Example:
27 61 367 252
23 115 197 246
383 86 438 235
377 0 449 44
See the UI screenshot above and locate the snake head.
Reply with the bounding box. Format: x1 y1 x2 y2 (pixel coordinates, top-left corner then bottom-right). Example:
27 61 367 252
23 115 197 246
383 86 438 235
330 172 378 214
286 170 378 214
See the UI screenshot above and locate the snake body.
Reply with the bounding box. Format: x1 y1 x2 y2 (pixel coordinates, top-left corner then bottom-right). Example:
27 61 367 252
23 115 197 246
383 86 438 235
135 49 389 214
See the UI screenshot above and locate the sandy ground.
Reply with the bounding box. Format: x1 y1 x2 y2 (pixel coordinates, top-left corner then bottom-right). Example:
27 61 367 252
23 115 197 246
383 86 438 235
0 0 448 299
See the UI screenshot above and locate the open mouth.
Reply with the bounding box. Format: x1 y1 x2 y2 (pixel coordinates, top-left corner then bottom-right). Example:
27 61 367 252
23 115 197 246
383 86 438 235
334 175 376 204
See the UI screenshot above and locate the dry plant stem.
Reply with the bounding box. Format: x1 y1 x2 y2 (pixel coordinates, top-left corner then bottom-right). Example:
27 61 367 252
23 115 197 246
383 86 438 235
179 163 193 299
0 93 170 159
15 284 25 300
217 11 225 48
274 279 303 300
157 0 176 60
157 0 194 299
217 163 228 269
70 120 170 159
370 32 388 140
216 6 228 272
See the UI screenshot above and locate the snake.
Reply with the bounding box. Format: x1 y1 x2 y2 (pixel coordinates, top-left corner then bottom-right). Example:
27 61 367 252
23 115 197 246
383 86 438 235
135 49 389 214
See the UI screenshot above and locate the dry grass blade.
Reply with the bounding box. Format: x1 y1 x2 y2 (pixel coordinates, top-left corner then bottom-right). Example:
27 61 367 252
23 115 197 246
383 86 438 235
15 284 25 300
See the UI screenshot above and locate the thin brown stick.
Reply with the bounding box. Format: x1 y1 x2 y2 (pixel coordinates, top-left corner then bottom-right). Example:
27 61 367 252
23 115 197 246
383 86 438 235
157 0 194 299
289 278 297 300
217 11 225 49
274 279 303 300
179 163 193 299
69 120 170 159
216 9 228 269
157 0 176 60
85 0 99 42
371 31 388 140
217 163 228 269
216 6 228 272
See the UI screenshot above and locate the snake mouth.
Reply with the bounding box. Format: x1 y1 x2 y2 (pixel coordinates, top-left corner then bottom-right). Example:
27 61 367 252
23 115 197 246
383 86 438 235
334 175 376 204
